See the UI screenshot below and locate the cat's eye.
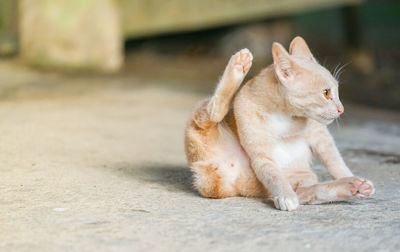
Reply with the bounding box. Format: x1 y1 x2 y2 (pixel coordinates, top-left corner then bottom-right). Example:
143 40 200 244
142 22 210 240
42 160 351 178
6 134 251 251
323 89 331 99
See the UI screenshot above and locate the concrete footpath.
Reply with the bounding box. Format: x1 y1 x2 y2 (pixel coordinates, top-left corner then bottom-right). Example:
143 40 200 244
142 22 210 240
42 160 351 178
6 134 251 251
0 60 399 251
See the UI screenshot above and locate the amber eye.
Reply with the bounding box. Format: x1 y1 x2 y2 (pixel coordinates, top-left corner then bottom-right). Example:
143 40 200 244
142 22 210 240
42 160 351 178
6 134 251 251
323 89 331 99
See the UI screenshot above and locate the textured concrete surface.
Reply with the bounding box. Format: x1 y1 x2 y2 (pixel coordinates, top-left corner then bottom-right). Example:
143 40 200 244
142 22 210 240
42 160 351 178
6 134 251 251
0 60 399 251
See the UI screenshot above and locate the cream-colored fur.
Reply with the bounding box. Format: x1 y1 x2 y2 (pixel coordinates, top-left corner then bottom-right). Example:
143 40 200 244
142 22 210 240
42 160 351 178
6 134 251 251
184 37 375 211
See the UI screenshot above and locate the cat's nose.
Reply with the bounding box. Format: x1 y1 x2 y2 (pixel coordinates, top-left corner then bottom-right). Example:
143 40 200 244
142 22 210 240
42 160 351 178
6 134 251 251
337 107 344 114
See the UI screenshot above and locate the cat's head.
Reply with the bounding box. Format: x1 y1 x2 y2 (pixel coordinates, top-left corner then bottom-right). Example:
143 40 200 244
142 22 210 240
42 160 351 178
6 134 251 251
271 36 344 125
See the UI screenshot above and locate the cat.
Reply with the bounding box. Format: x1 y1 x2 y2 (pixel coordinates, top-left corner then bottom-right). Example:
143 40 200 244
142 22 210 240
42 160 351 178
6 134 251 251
184 36 375 211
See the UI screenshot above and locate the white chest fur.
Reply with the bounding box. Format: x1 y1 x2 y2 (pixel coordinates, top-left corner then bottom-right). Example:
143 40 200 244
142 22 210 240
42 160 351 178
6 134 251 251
272 139 311 169
267 113 311 169
268 113 292 137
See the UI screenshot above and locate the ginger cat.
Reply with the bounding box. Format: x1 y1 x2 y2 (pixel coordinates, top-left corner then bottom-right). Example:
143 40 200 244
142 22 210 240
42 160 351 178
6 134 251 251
184 37 375 211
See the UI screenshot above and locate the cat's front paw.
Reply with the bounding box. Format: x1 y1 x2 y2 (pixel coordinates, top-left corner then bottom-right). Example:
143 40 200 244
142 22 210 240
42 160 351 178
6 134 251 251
349 177 375 199
273 194 299 211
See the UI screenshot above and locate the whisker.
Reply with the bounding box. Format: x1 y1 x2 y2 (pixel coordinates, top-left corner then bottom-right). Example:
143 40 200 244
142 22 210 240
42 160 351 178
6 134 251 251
322 58 328 68
338 116 344 125
332 63 341 79
335 62 351 81
334 64 342 80
335 118 340 129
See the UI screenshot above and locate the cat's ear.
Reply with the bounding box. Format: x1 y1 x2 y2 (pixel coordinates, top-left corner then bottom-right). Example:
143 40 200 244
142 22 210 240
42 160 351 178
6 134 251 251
289 36 315 61
272 42 298 81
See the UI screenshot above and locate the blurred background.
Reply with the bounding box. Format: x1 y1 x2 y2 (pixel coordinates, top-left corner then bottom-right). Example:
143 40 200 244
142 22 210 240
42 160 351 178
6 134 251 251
0 0 399 109
1 1 400 251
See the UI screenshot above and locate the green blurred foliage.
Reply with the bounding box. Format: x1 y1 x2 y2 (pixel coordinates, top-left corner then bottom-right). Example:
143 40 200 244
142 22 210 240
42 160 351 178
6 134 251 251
293 0 400 49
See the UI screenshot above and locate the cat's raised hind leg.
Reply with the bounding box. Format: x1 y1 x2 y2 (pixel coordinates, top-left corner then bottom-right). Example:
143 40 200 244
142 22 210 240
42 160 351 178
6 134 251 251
193 49 253 129
186 49 253 198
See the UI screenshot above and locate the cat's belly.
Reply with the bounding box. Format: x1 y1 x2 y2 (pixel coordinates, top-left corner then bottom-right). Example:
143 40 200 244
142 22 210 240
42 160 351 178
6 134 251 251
212 122 251 186
272 139 312 169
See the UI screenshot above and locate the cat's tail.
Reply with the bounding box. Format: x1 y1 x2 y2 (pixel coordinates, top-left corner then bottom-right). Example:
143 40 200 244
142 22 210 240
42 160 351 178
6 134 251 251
192 48 253 130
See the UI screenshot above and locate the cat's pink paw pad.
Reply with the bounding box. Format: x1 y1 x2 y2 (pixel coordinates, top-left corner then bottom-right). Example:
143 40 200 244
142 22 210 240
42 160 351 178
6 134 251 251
232 48 253 75
349 178 375 199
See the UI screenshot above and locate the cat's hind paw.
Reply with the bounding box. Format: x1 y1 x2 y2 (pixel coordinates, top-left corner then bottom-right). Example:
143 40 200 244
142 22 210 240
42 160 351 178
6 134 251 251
229 48 253 80
233 48 253 74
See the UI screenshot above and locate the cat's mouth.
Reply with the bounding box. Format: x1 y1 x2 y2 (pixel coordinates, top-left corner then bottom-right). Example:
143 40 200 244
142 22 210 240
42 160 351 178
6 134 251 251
316 115 337 125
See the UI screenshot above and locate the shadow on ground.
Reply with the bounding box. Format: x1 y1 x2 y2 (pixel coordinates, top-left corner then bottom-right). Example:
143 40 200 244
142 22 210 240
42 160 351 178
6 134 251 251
114 163 197 195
